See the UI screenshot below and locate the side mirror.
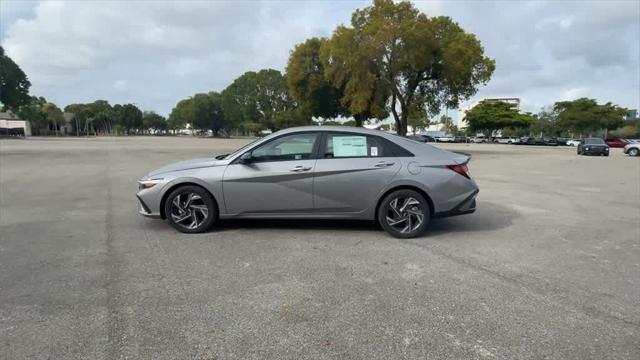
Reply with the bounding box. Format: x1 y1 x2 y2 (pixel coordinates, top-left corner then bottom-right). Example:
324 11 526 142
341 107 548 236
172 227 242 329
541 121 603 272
239 152 253 164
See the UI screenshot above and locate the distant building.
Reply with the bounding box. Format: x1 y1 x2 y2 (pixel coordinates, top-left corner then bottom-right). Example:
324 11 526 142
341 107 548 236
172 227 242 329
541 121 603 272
62 112 76 134
458 97 521 129
0 111 31 136
626 109 638 121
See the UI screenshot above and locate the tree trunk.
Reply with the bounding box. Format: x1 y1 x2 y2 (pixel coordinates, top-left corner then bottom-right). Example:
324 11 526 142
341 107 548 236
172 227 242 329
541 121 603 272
390 95 404 135
354 113 365 127
397 115 408 136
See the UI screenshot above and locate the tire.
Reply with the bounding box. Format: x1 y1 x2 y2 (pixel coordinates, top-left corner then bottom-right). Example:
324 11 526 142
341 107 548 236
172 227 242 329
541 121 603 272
164 185 217 233
629 148 639 156
577 149 581 155
378 189 430 239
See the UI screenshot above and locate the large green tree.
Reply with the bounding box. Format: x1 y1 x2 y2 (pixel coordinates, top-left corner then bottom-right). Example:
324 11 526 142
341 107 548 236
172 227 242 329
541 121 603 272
168 92 227 135
439 115 457 134
286 38 343 119
321 0 494 135
192 92 226 135
554 98 627 136
142 111 167 134
0 46 31 110
528 108 561 137
42 102 65 136
17 96 47 135
222 69 296 133
113 103 143 134
464 100 534 133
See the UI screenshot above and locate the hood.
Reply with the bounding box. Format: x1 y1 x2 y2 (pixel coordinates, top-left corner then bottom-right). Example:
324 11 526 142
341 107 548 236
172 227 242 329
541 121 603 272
145 157 221 178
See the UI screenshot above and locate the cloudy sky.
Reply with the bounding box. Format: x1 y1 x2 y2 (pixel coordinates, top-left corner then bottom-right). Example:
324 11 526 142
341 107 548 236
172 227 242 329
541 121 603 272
1 0 638 123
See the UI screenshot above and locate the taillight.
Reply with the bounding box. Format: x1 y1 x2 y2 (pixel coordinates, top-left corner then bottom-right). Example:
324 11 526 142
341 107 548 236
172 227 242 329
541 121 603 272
447 164 470 179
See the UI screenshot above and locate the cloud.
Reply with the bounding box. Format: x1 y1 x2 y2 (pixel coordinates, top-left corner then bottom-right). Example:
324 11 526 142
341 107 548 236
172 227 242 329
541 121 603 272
1 0 638 120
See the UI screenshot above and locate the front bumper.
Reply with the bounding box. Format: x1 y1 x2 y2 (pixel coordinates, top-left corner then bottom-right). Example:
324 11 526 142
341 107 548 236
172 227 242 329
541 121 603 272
434 189 478 218
137 195 161 218
583 147 609 155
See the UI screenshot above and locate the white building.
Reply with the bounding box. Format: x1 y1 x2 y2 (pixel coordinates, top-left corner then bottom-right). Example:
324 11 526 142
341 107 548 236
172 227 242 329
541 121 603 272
0 111 31 136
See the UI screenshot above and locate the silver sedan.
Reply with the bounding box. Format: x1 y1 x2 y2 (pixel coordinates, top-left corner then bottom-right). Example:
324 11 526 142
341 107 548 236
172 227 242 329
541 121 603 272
137 126 478 238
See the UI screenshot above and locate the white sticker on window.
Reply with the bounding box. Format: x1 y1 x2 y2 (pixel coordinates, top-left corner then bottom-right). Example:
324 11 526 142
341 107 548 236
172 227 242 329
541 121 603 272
370 146 378 156
332 136 368 157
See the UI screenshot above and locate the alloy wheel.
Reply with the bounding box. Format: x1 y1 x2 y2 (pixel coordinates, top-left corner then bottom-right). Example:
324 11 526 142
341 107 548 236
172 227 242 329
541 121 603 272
170 192 209 230
385 197 424 234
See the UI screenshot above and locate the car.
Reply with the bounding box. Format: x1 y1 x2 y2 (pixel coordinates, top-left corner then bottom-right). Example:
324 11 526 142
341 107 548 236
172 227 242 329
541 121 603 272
623 142 640 156
453 136 468 143
518 137 545 145
577 138 609 156
543 138 559 146
436 135 454 142
605 138 628 148
566 139 581 146
408 134 436 143
493 137 519 144
469 136 486 143
136 126 479 238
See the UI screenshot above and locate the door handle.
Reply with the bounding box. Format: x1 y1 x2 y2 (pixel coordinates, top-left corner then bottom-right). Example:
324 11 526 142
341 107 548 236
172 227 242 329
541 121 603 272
374 161 395 168
290 166 312 172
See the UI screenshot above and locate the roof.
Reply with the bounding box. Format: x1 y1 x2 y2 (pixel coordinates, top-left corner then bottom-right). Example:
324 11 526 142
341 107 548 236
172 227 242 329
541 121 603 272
0 111 21 121
274 125 393 136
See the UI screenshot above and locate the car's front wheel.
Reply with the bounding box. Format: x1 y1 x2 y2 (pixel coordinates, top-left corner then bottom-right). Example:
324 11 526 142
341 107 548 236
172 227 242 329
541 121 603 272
629 148 639 156
378 189 430 238
164 185 216 233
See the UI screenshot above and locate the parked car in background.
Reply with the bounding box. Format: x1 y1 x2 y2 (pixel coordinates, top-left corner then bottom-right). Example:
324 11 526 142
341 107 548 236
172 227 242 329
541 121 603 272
436 135 455 142
605 138 628 148
566 139 581 146
494 137 519 144
136 126 479 238
469 136 486 143
453 136 468 143
518 137 545 145
577 138 609 156
555 138 569 146
543 138 559 146
623 142 640 156
407 134 435 143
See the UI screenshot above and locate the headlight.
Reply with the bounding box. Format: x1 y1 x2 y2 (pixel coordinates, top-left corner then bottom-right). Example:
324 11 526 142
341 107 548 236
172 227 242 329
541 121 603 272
138 178 163 190
585 147 590 151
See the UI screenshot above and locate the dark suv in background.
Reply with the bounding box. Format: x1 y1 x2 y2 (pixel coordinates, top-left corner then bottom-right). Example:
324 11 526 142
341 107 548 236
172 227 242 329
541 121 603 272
577 138 610 156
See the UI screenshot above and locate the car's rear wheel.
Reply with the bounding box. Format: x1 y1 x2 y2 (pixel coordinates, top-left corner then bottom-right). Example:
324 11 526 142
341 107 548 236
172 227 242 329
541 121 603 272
629 148 639 156
378 189 430 239
165 185 216 233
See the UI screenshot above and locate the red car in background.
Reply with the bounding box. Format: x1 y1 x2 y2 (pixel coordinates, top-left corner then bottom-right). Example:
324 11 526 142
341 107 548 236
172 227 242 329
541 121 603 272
605 138 628 148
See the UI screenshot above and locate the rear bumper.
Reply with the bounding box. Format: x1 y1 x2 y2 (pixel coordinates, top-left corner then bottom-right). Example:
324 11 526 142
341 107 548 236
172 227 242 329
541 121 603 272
434 189 478 218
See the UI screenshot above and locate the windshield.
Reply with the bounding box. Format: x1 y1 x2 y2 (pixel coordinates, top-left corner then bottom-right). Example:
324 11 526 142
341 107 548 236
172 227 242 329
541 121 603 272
585 138 605 145
222 137 263 159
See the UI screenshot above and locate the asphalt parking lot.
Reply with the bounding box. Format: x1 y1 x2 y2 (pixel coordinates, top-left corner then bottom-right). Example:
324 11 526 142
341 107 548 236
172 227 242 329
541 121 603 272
1 136 639 359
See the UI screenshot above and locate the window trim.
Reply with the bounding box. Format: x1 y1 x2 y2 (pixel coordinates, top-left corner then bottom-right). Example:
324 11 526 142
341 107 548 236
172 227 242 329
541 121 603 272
231 131 322 164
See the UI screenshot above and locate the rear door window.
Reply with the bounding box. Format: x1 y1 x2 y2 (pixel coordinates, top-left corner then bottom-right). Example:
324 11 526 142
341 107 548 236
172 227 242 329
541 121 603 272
324 133 387 158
